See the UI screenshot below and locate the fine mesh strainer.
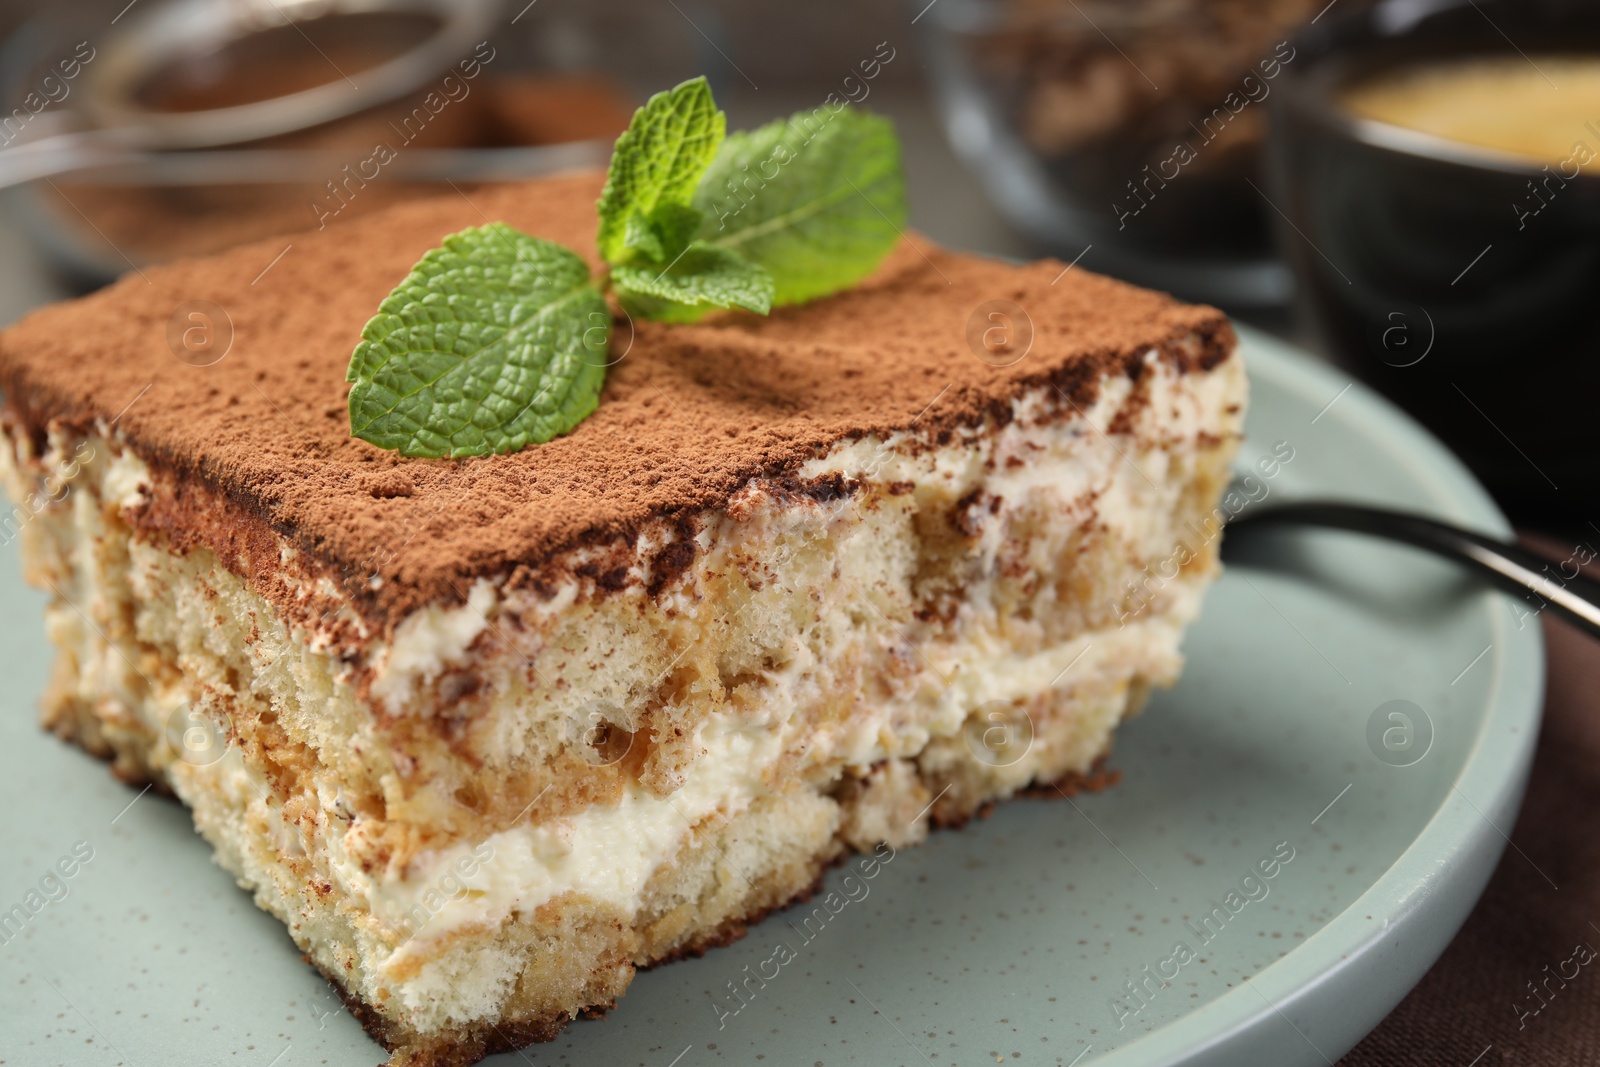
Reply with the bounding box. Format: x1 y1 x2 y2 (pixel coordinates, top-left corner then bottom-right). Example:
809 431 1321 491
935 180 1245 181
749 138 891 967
0 0 505 186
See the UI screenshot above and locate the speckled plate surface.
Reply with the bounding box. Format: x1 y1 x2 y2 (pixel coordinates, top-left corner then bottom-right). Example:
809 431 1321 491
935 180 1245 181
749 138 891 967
0 326 1542 1067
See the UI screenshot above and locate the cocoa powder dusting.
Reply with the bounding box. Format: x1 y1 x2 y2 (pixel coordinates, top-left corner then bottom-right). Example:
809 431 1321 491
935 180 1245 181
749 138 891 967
0 173 1233 630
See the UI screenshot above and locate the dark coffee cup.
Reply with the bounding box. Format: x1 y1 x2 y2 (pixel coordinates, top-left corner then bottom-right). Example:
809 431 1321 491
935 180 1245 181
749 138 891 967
1266 0 1600 523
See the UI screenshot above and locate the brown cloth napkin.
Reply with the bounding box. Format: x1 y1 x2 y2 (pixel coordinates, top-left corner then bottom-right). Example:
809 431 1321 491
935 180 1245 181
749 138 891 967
1341 536 1600 1066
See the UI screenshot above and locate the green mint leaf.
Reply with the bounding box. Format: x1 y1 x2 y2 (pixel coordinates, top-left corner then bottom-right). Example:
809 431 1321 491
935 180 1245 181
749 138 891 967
620 202 703 264
692 105 905 306
651 202 706 257
613 243 775 321
621 214 666 262
596 77 725 266
347 223 610 458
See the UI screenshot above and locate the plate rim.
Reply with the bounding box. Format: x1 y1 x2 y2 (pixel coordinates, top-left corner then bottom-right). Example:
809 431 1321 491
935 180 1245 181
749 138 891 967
1099 325 1544 1065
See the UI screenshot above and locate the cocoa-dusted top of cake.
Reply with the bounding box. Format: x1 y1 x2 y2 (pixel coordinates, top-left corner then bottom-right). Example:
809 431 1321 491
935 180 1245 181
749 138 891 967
0 173 1231 626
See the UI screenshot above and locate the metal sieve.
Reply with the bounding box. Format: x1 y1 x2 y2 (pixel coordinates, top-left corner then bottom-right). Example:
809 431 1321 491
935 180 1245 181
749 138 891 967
0 0 502 186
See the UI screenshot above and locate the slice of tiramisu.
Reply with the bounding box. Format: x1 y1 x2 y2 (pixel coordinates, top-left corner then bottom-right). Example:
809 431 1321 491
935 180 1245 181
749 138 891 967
0 173 1243 1062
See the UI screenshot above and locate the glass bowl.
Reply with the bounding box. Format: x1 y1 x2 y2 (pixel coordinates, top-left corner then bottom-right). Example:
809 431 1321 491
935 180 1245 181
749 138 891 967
916 0 1323 307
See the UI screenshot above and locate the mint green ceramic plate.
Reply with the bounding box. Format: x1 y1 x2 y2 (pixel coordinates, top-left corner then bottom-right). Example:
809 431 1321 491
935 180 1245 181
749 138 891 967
0 326 1541 1066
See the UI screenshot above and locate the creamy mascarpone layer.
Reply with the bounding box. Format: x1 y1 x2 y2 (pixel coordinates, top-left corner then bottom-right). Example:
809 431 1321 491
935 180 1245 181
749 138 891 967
331 592 1198 972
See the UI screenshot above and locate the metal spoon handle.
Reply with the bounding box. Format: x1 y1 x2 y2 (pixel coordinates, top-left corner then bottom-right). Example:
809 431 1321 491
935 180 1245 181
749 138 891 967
1228 501 1600 640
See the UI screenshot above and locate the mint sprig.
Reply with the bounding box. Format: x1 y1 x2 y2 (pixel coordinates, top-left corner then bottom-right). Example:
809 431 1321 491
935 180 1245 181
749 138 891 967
347 77 906 458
